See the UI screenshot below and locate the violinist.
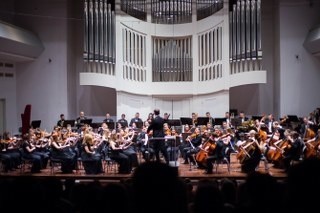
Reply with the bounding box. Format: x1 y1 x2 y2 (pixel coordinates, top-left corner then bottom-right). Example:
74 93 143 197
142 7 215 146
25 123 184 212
120 127 139 167
108 129 132 174
81 133 103 174
182 127 202 165
32 129 50 169
1 131 21 170
178 124 192 160
50 131 77 173
21 132 44 173
57 113 65 127
136 126 154 162
166 127 180 162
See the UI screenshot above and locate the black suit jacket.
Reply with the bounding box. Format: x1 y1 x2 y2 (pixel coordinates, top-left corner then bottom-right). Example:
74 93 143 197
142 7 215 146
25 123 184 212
147 115 165 138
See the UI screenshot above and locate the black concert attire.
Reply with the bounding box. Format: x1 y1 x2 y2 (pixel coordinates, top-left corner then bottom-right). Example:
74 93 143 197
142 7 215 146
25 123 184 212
136 130 155 161
117 118 128 128
282 135 305 171
51 141 77 173
166 134 181 163
81 142 103 174
147 114 168 163
103 118 114 123
57 119 65 128
21 139 43 173
182 134 202 164
0 143 16 172
129 117 143 127
0 142 21 171
109 140 132 174
204 133 237 173
75 115 87 130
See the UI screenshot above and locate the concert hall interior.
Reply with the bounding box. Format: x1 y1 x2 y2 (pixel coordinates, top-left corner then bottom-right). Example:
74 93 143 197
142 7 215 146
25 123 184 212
0 1 320 211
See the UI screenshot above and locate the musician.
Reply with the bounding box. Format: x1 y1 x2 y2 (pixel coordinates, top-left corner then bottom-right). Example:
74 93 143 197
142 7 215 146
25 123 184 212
166 128 180 162
192 112 198 127
282 131 305 171
147 109 168 163
81 133 103 174
300 117 316 141
238 111 249 123
163 112 170 123
20 132 44 173
1 131 21 170
33 129 50 169
75 111 87 130
120 127 139 167
224 111 232 128
117 113 129 128
136 126 154 162
203 127 232 174
239 130 262 173
206 112 214 126
129 112 143 127
108 129 132 174
182 127 202 165
50 132 77 173
57 113 65 127
0 131 21 172
264 114 276 134
103 112 114 123
145 112 154 125
305 129 320 150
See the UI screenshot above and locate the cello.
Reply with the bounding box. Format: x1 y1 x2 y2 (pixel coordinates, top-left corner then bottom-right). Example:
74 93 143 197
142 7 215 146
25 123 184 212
304 130 320 159
195 134 216 166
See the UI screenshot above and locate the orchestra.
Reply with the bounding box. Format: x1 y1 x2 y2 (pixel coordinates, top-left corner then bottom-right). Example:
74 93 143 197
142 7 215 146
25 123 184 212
1 107 320 175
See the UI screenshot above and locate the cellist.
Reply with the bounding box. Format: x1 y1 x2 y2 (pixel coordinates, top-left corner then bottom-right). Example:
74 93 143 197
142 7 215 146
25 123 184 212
203 127 231 174
282 131 304 171
304 129 320 159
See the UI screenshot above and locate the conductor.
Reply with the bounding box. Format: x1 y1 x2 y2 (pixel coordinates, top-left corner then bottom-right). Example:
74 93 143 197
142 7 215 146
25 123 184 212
147 109 168 163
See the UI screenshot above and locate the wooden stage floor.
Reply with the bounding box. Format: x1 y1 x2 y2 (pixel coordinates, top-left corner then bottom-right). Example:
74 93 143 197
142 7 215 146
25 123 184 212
0 154 288 183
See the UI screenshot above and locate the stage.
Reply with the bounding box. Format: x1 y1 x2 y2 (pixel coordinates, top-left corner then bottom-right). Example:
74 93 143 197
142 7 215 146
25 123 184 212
0 154 288 183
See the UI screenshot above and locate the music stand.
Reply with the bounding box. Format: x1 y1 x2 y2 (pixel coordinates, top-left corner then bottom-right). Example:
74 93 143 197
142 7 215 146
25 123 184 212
31 120 41 129
180 117 193 126
63 120 75 128
251 115 263 121
91 122 102 130
197 117 209 126
167 119 181 127
82 119 92 126
231 118 242 128
229 109 238 117
287 115 299 122
214 118 227 126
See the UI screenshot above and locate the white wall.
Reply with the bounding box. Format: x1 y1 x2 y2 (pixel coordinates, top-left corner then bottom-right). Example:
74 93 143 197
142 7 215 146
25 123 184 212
279 0 320 117
0 64 18 133
15 0 70 131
